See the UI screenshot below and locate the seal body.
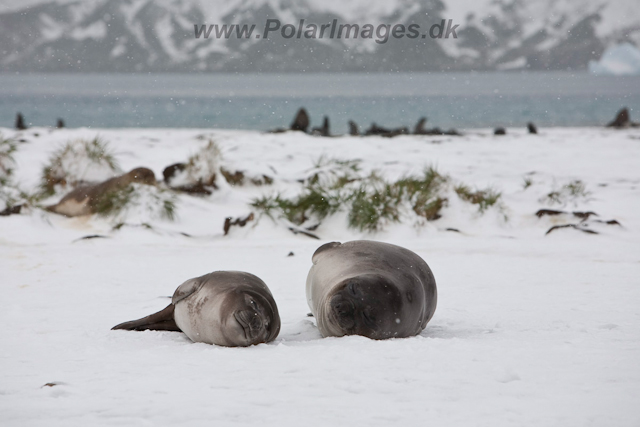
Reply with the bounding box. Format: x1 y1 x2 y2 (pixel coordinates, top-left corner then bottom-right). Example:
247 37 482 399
113 271 281 347
306 240 437 339
47 167 156 217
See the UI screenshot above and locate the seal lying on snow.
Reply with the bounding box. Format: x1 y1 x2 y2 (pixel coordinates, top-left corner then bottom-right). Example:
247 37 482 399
113 271 281 347
306 240 437 339
46 167 156 217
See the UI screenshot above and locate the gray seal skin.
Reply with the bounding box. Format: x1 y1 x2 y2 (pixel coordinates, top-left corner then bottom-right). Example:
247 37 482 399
306 240 437 339
112 271 281 347
46 167 156 217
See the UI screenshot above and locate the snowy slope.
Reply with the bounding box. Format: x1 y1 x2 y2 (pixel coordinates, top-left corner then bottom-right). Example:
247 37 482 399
1 125 640 426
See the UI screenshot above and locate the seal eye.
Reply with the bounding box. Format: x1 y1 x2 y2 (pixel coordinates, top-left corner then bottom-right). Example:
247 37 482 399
347 282 359 296
249 299 258 309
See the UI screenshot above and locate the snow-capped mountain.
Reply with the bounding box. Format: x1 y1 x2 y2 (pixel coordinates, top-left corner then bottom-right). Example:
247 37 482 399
0 0 638 72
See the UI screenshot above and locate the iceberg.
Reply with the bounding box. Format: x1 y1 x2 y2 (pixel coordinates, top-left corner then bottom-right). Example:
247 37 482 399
589 43 640 75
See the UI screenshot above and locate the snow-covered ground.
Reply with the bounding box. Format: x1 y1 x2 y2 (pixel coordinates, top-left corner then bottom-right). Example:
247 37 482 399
1 126 639 426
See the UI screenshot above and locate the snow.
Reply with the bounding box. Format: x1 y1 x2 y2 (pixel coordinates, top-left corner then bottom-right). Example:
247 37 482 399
70 21 107 41
590 43 640 76
154 15 190 63
1 126 640 426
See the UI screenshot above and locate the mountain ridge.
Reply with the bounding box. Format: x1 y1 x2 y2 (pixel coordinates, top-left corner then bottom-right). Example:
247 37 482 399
1 0 638 72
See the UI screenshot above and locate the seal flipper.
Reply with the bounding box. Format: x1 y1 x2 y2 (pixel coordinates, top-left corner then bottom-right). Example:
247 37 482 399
111 303 180 331
172 278 203 305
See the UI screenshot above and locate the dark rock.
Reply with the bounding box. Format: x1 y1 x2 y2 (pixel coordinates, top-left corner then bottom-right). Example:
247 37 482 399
220 167 245 186
15 113 27 130
311 116 330 137
287 251 295 257
348 121 359 136
223 213 254 235
56 118 65 128
290 108 310 132
572 211 598 220
527 122 538 134
163 163 215 194
250 175 273 186
162 163 187 184
73 235 109 242
172 181 213 195
594 219 622 226
535 209 566 218
220 168 272 187
0 204 22 216
288 226 320 239
494 127 506 135
545 224 598 235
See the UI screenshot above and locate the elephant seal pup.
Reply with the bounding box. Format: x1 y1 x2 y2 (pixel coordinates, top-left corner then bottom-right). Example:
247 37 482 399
306 240 437 339
113 271 281 347
46 167 156 217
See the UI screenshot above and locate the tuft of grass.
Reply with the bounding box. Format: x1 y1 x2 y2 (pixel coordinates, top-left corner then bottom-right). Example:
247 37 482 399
185 139 222 187
455 184 502 212
161 198 177 221
522 177 533 190
250 161 501 232
93 185 177 221
40 136 120 196
395 167 448 220
306 156 362 189
565 180 589 197
93 186 135 217
84 137 119 169
0 134 17 187
543 180 590 206
283 188 342 224
348 183 401 232
251 188 342 225
249 194 283 221
312 155 361 172
413 196 448 221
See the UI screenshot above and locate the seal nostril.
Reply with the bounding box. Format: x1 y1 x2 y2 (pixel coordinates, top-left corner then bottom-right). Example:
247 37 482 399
330 296 355 329
362 309 377 328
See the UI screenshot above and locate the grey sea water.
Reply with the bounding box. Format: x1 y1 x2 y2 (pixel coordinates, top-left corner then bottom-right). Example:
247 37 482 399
1 72 638 133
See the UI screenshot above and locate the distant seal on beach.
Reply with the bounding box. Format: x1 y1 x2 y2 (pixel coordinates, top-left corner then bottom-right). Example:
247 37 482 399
311 116 330 137
112 271 281 347
46 167 156 217
290 108 310 132
306 240 437 339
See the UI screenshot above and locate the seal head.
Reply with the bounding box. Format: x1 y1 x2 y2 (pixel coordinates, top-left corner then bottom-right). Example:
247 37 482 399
307 240 437 339
324 274 409 339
